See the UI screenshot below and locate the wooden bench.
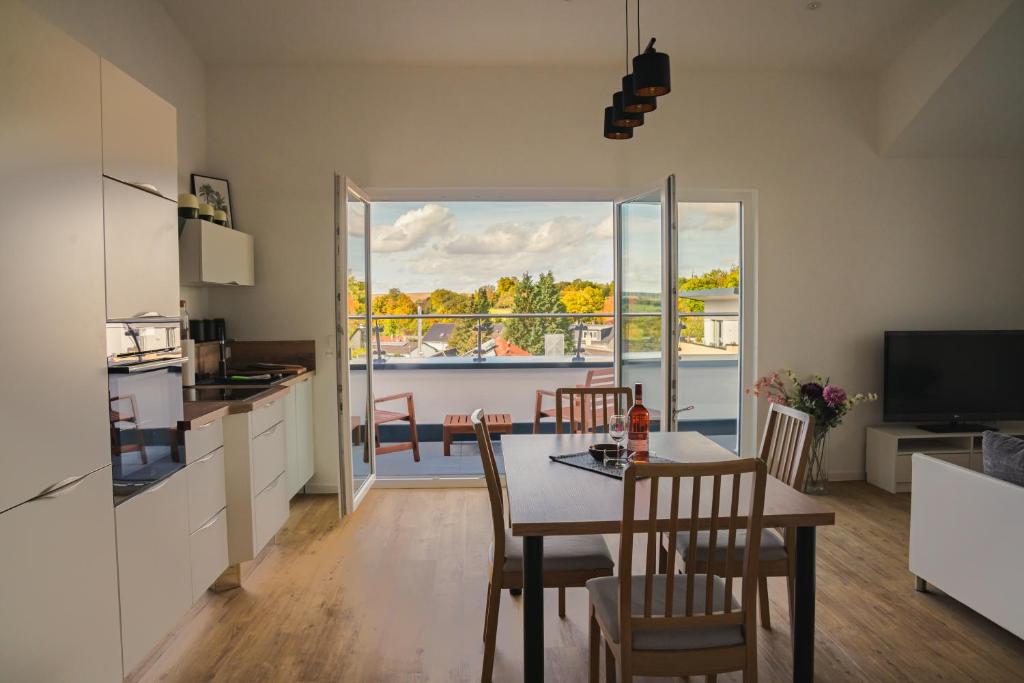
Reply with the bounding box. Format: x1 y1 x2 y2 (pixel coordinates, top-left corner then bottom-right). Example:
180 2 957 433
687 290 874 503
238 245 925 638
443 413 513 456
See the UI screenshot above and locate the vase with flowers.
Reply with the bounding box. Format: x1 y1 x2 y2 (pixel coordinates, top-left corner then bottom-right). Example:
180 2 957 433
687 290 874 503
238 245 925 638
747 370 877 494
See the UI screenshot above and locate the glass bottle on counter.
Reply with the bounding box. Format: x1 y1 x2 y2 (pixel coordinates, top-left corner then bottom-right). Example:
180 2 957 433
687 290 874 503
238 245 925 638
627 382 650 460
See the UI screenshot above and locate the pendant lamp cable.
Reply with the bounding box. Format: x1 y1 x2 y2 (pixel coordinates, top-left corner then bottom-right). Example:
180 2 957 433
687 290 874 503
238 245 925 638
624 0 629 73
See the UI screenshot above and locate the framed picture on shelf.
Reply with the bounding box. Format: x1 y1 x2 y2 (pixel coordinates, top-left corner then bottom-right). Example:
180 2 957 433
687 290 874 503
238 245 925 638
190 173 234 228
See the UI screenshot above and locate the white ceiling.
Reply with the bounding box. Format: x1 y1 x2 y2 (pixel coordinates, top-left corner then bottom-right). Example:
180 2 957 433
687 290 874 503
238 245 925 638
159 0 951 72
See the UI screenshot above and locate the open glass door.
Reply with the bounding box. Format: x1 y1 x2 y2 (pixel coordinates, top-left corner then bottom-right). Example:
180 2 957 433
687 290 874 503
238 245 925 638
334 175 374 514
615 176 676 431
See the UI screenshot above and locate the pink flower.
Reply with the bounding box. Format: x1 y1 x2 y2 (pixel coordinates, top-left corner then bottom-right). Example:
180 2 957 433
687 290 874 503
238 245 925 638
823 385 847 408
766 394 787 405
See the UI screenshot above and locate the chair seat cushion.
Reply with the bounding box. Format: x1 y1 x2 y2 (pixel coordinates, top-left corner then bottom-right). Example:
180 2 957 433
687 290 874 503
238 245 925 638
676 528 788 564
586 574 744 651
492 531 614 574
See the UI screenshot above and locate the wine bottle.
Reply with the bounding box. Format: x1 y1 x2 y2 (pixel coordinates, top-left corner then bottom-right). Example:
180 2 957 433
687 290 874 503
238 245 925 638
627 382 650 459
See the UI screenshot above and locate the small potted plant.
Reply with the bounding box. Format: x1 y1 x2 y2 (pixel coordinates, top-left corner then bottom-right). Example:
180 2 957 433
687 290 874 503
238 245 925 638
747 370 877 494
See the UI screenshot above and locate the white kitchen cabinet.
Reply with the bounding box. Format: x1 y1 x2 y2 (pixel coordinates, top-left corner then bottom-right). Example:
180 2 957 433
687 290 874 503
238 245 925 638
100 59 178 201
0 466 122 683
286 375 316 498
115 470 192 675
179 219 255 287
189 508 229 602
223 392 291 565
104 177 180 319
0 0 109 514
186 447 227 532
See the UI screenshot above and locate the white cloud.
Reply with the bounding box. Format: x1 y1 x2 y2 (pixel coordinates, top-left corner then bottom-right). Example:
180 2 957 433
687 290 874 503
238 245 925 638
371 204 454 253
680 203 740 232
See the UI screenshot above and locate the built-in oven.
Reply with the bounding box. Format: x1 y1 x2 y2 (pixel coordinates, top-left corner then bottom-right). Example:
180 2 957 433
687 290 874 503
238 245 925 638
107 318 186 503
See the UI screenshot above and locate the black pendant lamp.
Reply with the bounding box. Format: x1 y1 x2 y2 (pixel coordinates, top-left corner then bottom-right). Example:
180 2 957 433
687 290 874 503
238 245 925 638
620 2 656 113
604 106 632 140
633 37 671 97
611 91 644 127
621 74 656 113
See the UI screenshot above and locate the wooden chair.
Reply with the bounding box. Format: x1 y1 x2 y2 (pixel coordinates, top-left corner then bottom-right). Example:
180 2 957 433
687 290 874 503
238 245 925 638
534 368 615 433
370 392 420 462
472 409 614 683
110 394 147 464
554 386 632 435
588 458 767 682
662 403 813 630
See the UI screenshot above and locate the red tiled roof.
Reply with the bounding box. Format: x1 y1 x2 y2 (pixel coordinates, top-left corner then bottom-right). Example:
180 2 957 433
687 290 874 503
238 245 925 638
493 337 531 356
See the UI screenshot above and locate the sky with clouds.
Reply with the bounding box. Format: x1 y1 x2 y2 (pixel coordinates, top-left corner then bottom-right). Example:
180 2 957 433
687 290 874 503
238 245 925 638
366 201 740 294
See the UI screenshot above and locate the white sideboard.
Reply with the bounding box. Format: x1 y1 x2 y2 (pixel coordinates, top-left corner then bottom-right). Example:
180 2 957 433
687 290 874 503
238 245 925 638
865 422 1024 493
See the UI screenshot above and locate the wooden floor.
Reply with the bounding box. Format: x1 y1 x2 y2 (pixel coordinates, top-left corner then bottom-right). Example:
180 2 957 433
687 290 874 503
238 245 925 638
134 483 1024 682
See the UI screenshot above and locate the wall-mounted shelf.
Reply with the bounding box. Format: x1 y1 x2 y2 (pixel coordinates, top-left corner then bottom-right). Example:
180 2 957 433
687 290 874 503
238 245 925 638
179 218 254 287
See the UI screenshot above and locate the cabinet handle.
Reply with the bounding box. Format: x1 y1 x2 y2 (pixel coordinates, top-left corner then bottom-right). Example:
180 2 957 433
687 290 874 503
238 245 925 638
195 512 222 533
266 475 280 490
227 281 240 286
129 182 163 197
261 399 278 409
142 478 171 495
196 420 216 430
37 474 88 500
258 422 281 438
194 449 218 464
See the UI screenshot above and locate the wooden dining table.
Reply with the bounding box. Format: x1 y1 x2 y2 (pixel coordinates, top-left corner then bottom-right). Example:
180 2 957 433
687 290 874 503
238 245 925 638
501 431 836 683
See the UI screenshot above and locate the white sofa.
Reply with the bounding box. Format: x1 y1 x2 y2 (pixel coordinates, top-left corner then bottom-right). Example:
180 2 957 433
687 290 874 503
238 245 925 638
909 453 1024 638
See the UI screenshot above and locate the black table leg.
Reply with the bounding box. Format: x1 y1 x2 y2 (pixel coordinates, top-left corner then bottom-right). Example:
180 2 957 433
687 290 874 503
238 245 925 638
793 526 816 682
523 535 544 682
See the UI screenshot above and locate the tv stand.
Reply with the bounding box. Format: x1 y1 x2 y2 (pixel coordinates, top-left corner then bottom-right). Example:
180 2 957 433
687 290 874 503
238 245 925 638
866 422 1024 493
917 422 997 434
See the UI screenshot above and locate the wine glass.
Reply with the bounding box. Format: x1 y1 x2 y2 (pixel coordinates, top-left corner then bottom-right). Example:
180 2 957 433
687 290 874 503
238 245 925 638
606 414 628 469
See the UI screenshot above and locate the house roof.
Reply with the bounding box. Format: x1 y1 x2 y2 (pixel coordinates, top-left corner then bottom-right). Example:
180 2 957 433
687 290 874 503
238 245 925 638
493 337 531 357
423 322 456 343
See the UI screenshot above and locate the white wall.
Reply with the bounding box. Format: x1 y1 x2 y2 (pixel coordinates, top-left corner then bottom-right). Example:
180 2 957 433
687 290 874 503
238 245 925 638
203 64 1024 489
25 0 212 316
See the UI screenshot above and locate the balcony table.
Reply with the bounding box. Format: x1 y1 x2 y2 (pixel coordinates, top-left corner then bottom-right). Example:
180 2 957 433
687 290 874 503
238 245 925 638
443 413 512 457
500 431 835 683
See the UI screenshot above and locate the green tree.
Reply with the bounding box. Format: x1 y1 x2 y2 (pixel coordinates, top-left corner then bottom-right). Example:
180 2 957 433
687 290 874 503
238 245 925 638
449 286 495 354
371 288 417 336
505 272 571 355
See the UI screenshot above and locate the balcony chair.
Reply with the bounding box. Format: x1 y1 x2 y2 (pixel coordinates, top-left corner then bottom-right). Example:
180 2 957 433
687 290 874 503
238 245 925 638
588 457 767 682
661 403 813 630
370 392 420 462
472 409 614 683
554 386 632 435
534 367 615 433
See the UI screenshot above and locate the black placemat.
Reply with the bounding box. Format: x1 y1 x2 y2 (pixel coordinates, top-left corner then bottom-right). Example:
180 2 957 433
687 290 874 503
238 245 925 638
549 451 675 479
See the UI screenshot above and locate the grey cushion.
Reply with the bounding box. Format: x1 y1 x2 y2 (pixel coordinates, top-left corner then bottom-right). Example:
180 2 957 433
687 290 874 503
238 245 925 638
586 574 744 651
493 531 614 574
982 431 1024 486
676 528 788 564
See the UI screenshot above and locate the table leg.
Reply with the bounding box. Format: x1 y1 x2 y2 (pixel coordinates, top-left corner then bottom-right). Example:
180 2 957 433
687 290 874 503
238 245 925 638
793 526 816 682
523 535 544 682
443 428 451 457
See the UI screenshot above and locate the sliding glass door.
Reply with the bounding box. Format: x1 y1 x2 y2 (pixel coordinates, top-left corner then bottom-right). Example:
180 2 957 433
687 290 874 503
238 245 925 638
335 175 374 514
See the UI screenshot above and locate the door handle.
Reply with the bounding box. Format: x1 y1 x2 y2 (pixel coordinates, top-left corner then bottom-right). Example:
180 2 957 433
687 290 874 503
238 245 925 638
673 405 695 416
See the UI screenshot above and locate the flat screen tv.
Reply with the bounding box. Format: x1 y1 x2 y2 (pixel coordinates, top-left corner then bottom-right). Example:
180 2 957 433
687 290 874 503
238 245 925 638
884 330 1024 431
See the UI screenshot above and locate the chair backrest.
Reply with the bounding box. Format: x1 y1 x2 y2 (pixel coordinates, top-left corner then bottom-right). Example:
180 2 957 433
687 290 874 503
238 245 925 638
554 386 633 434
758 403 814 490
617 458 767 653
471 409 506 562
584 367 616 388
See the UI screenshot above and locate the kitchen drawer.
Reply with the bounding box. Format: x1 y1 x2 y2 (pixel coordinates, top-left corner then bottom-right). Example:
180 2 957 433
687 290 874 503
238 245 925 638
251 392 286 437
189 507 228 601
251 420 286 495
253 472 288 554
186 447 226 533
185 418 224 463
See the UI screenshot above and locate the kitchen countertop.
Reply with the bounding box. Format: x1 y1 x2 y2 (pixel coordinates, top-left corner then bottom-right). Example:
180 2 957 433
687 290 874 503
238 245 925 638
181 370 314 427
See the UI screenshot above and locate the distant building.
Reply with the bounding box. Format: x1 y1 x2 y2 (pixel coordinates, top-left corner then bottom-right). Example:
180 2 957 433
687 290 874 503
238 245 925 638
680 287 740 349
581 323 614 356
421 322 456 355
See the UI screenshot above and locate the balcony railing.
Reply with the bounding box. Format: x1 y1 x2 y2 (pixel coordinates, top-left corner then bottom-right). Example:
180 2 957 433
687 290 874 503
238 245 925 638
347 310 739 366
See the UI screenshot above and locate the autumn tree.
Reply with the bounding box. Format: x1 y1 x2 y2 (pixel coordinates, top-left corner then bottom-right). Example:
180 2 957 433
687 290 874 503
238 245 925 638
371 288 417 336
449 286 495 354
678 266 739 341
